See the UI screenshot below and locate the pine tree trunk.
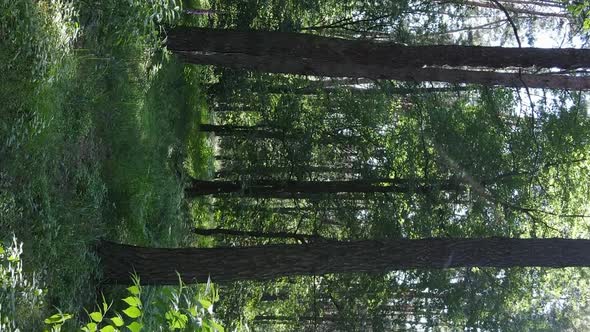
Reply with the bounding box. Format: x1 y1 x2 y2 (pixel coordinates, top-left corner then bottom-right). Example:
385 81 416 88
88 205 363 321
99 238 590 284
263 84 473 96
214 165 356 178
192 227 327 242
182 55 590 90
200 124 283 139
458 0 569 18
185 179 464 197
377 67 590 90
167 28 590 90
166 27 589 69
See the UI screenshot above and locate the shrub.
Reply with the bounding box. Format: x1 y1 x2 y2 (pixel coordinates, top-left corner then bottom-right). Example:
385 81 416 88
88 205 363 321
0 235 45 331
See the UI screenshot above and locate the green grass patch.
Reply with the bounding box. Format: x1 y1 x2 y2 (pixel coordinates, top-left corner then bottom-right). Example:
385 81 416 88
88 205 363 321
1 0 215 329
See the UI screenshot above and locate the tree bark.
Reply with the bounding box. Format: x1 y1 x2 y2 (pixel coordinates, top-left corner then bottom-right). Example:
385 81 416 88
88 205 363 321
184 8 217 16
181 52 590 90
261 83 474 96
99 238 590 284
374 67 590 90
184 179 465 197
192 227 328 242
215 165 358 178
166 27 590 70
458 0 569 18
200 124 283 139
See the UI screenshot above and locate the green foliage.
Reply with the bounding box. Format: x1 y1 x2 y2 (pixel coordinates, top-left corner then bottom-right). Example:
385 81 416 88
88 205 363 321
0 0 79 77
0 0 213 329
566 1 590 31
45 275 144 332
0 236 45 331
79 0 181 54
45 275 225 332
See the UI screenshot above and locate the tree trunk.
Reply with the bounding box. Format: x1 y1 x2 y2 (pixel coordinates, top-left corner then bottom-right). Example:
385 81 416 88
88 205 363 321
253 314 343 322
262 83 474 96
458 0 569 18
375 67 590 90
184 8 217 15
182 53 590 90
215 165 358 178
200 124 284 139
184 179 464 197
99 238 590 284
192 227 328 242
166 27 589 70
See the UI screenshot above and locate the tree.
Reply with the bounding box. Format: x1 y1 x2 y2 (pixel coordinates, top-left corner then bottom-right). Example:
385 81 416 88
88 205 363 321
99 238 590 284
192 227 327 242
185 178 465 197
167 27 590 89
454 0 570 18
167 28 589 69
200 123 284 139
368 67 590 90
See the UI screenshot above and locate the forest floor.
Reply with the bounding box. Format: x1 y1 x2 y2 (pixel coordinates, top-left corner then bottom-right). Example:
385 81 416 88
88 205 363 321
0 0 213 329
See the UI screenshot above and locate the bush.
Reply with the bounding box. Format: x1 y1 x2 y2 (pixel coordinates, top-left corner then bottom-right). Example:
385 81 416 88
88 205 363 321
0 236 45 331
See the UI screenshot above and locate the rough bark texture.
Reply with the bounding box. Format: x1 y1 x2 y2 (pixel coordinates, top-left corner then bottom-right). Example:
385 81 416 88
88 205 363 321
166 27 590 70
178 52 590 90
262 84 473 95
378 68 590 90
99 238 590 284
192 227 327 242
215 165 356 178
200 124 283 139
185 179 464 197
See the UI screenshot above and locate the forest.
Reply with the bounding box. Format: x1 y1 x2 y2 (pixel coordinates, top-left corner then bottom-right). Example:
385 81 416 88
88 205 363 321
2 0 590 331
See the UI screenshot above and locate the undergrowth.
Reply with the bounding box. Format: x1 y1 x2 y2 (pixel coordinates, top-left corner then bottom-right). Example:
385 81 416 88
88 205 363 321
0 0 215 329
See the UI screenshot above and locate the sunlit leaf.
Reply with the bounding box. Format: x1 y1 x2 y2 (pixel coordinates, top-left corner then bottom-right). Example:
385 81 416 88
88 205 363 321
123 296 142 307
123 306 141 318
198 299 212 310
127 321 143 332
89 311 103 323
44 313 73 324
84 322 97 332
110 315 124 327
126 285 140 296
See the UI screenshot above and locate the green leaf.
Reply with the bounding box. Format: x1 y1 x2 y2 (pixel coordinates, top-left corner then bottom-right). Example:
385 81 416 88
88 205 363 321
110 316 124 327
100 326 115 332
123 306 142 319
166 310 188 329
89 311 103 323
198 299 212 310
0 245 4 255
202 319 211 330
122 296 142 307
172 315 188 329
209 319 225 332
102 294 110 313
126 285 140 296
44 313 73 324
203 319 224 332
84 322 97 332
127 321 143 332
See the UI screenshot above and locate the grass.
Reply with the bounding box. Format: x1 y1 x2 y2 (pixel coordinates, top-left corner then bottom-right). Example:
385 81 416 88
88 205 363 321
0 0 214 329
